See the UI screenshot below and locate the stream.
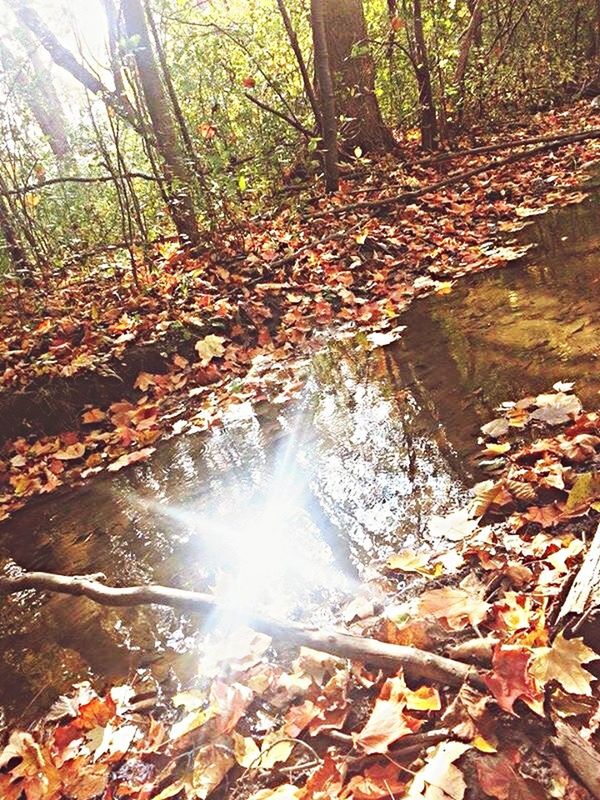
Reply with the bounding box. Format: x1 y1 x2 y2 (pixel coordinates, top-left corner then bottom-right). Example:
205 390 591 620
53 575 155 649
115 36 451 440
0 187 599 729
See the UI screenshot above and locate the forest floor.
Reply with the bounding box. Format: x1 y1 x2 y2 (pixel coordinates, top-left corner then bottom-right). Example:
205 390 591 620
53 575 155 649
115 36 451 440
0 101 598 522
1 102 600 800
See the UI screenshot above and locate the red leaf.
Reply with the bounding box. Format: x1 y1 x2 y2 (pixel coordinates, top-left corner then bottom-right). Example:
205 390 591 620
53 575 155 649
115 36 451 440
483 647 537 714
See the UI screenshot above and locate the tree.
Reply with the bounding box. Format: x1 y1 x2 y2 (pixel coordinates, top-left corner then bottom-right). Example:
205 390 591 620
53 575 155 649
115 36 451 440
454 0 485 125
410 0 438 150
310 0 340 191
322 0 394 152
0 196 30 277
122 0 200 246
9 0 139 128
0 36 69 159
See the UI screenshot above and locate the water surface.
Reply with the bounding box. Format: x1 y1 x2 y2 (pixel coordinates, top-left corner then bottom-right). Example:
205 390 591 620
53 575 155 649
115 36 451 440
0 189 598 728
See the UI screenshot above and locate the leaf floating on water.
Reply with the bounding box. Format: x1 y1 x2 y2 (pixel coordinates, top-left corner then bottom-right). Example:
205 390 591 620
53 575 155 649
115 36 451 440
530 391 582 425
428 508 480 542
366 325 406 348
553 381 575 392
106 446 156 472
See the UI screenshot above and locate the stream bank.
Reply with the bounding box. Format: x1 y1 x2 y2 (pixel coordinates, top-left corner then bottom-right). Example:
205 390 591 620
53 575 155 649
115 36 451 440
0 183 599 730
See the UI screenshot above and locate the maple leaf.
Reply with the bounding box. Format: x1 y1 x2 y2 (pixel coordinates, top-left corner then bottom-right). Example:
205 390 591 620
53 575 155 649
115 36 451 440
81 408 106 424
107 446 155 472
470 479 514 516
484 646 538 714
408 740 471 800
302 756 346 798
345 762 406 799
530 392 582 425
0 731 62 800
476 752 545 800
428 508 480 542
529 632 598 695
418 587 489 630
481 418 510 438
386 549 442 576
354 675 421 753
195 334 226 366
519 503 563 528
54 442 86 460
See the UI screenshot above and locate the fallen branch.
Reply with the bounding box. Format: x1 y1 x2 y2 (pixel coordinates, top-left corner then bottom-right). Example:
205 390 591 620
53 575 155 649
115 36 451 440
307 128 600 219
414 127 600 168
0 570 485 689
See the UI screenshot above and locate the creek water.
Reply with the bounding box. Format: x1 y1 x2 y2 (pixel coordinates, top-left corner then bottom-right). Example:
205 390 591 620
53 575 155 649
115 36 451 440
0 187 599 729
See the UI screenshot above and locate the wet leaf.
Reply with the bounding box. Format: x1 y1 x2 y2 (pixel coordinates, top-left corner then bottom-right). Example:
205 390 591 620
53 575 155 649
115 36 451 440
429 508 480 542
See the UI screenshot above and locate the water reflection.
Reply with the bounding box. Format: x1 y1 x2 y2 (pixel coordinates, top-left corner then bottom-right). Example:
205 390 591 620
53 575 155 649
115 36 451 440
2 190 597 726
399 190 600 464
0 336 467 726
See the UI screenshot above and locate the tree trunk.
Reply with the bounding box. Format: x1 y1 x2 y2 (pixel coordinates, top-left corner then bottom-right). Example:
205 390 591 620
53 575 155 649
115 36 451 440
101 0 129 102
0 197 31 278
454 0 485 125
9 0 139 130
122 0 199 247
276 0 322 131
412 0 439 150
310 0 340 191
322 0 394 152
0 36 69 159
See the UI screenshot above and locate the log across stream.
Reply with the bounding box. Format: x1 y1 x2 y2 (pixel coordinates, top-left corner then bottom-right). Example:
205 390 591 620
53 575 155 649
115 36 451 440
0 188 599 727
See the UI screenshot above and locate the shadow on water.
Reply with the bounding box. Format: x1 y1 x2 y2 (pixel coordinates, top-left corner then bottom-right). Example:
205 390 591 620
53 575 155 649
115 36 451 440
0 187 598 726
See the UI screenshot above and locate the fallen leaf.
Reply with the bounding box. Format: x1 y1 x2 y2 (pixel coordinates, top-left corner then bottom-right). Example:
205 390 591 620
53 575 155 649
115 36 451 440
195 334 226 366
484 646 538 714
530 632 597 695
408 740 471 800
418 587 489 630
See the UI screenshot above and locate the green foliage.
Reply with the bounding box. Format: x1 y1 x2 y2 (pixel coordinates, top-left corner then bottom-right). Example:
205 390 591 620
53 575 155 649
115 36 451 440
0 0 597 278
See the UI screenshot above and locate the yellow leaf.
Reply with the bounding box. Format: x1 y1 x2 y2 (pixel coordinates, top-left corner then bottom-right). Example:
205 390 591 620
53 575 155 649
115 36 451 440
195 334 226 366
256 730 295 769
232 732 261 768
386 549 442 577
404 684 441 712
472 735 497 753
530 632 597 695
435 281 454 295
